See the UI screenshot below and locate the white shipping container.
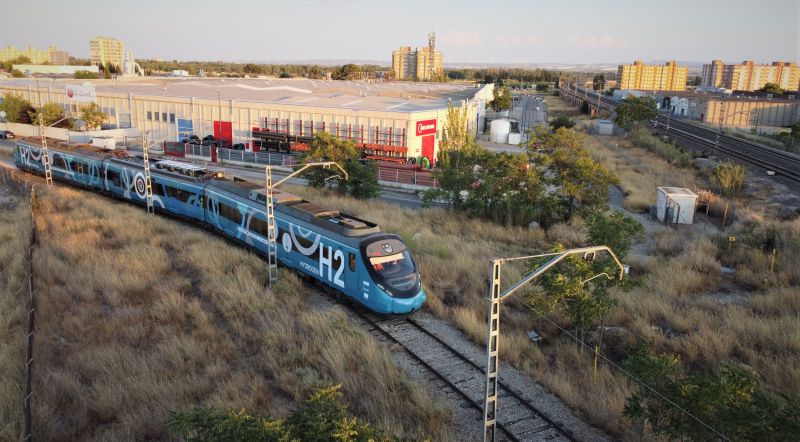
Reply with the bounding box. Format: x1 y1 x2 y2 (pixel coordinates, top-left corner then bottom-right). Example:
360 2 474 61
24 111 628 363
656 187 698 224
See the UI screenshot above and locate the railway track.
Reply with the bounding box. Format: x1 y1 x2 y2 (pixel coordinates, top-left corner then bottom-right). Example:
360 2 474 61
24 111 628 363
350 309 579 442
559 86 800 184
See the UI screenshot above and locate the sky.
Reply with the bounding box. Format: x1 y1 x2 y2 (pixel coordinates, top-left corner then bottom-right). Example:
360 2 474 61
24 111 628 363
1 0 798 64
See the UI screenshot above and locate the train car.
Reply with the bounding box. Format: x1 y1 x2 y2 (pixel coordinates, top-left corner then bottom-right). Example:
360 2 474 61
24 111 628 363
12 138 425 314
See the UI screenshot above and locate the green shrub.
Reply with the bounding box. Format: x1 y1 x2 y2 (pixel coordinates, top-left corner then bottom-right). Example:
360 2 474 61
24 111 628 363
712 162 746 197
628 124 693 167
168 385 392 442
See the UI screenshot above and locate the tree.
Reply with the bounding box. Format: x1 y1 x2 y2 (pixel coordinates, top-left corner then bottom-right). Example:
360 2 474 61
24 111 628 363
0 93 34 123
623 346 800 441
585 210 643 260
29 102 67 127
489 85 511 112
613 96 657 129
278 72 291 78
423 149 547 226
331 64 360 80
528 244 617 344
690 75 702 86
791 120 800 141
242 63 263 75
528 127 616 220
592 74 605 90
74 70 98 79
79 102 106 130
549 116 575 131
535 82 550 92
439 101 478 165
302 132 378 199
759 82 784 95
446 70 465 80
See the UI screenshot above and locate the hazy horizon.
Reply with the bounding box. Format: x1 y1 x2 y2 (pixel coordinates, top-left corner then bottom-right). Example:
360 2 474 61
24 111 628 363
1 0 798 65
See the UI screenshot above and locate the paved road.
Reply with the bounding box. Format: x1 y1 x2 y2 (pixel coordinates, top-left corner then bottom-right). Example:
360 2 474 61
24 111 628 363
511 94 547 142
0 140 426 209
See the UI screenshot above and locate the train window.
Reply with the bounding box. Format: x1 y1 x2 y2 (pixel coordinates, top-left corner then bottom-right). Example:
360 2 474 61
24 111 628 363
165 185 178 199
250 216 268 236
107 169 121 187
152 182 164 196
176 189 192 203
52 155 67 169
218 202 243 224
69 160 84 174
349 253 356 272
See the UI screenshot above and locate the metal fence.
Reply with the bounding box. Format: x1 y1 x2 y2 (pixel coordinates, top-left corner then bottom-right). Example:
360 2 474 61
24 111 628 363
169 142 438 188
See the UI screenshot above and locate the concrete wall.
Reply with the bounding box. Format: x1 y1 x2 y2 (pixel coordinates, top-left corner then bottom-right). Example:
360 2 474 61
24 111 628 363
4 122 140 142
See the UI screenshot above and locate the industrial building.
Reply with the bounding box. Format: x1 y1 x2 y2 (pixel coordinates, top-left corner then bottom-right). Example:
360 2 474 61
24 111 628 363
701 60 800 92
0 45 70 65
617 60 688 91
0 77 493 163
391 33 443 81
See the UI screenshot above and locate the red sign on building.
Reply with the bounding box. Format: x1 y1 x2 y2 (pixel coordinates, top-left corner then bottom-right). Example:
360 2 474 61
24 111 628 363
415 119 437 136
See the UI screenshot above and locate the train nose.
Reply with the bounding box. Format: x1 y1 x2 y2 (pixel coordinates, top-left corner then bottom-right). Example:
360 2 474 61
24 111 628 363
391 289 427 314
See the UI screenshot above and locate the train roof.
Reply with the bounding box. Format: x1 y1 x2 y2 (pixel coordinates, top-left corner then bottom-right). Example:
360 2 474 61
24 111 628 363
207 179 381 238
17 137 116 161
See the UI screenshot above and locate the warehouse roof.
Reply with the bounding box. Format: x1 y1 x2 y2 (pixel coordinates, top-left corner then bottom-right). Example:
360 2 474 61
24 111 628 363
0 77 487 113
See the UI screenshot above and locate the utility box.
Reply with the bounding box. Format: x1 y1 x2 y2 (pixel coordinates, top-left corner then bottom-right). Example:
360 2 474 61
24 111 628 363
656 187 698 224
593 119 614 135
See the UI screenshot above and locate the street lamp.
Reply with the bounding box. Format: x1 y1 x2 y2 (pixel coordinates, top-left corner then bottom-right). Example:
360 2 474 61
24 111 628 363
482 246 627 442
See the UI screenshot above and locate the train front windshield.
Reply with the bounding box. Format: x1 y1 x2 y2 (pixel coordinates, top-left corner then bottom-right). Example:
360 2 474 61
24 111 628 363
364 238 419 297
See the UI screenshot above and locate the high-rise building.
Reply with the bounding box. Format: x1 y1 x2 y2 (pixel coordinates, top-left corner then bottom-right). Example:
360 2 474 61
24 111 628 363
701 60 800 92
90 36 141 75
391 33 443 81
90 36 126 69
0 45 69 65
616 60 688 91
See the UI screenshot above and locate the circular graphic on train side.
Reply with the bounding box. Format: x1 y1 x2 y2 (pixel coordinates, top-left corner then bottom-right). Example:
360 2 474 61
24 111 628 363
282 232 292 253
134 173 147 199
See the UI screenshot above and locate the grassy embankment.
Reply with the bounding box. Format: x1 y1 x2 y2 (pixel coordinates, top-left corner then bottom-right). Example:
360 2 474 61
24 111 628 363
0 169 31 441
1 176 450 442
290 97 800 438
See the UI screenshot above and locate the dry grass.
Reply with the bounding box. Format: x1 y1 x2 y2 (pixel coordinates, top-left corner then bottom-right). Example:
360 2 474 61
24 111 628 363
288 171 800 439
20 183 450 441
578 124 703 212
0 171 31 441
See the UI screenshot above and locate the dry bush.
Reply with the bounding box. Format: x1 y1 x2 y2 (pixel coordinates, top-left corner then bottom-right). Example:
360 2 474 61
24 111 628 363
0 172 30 441
712 162 746 197
26 184 450 441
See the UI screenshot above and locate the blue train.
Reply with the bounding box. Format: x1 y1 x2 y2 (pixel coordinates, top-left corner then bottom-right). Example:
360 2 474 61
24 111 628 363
13 138 426 314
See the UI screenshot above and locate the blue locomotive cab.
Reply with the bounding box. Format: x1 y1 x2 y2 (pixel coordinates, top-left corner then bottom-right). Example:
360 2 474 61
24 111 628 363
361 236 426 314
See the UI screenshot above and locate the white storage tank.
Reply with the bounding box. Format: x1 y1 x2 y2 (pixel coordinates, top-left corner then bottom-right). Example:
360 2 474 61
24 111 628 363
656 187 698 224
490 119 511 144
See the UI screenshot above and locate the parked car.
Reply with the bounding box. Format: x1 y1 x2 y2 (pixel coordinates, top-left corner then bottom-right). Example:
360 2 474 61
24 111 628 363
0 130 15 139
231 143 246 150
